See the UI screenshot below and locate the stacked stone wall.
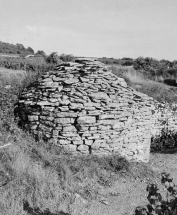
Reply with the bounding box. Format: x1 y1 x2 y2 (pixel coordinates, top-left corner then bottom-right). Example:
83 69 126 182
16 58 158 163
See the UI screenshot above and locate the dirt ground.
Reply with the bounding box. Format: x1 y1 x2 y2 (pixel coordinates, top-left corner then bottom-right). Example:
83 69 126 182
68 152 177 215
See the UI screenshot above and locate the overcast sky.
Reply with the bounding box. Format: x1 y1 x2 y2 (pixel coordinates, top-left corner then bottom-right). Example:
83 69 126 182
0 0 177 60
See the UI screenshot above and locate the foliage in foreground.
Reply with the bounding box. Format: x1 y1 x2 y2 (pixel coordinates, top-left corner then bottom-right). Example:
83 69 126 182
135 173 177 215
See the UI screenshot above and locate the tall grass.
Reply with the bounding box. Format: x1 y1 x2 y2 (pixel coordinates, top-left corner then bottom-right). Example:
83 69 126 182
0 124 129 214
0 67 27 87
110 65 177 103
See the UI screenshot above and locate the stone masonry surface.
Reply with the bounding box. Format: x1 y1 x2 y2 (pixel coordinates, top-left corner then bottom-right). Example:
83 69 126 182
16 58 157 163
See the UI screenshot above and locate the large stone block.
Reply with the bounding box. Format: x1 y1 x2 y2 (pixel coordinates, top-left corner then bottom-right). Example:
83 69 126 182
55 118 71 124
97 119 116 125
91 141 100 150
56 112 78 118
84 139 93 145
58 140 71 145
112 122 124 129
98 114 115 120
63 125 77 132
77 116 96 124
28 115 38 121
90 92 110 101
72 140 83 145
77 145 89 152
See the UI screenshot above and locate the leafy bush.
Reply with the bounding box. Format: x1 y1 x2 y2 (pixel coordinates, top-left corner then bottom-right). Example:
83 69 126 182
134 172 177 215
134 57 177 81
59 54 74 62
121 59 134 66
151 128 177 152
45 52 62 64
35 50 46 57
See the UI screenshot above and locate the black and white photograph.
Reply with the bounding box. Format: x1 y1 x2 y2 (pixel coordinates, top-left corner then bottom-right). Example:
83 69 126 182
0 1 177 214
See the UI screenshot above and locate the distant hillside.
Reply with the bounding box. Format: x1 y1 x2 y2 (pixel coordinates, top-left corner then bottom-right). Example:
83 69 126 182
0 41 35 56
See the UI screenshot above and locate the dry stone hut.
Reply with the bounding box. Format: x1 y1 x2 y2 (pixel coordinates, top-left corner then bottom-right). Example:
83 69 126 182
16 58 155 162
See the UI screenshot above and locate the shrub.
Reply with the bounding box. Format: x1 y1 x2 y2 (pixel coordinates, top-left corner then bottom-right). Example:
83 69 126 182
59 54 74 62
121 59 134 66
45 52 62 64
134 172 177 215
35 50 46 57
151 128 177 152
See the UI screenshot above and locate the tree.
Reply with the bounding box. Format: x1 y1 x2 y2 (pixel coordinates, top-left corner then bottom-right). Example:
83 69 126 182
27 47 34 54
45 52 61 64
36 50 46 57
16 43 25 51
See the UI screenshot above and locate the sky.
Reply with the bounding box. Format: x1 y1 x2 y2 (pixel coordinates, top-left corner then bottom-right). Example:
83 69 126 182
0 0 177 60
